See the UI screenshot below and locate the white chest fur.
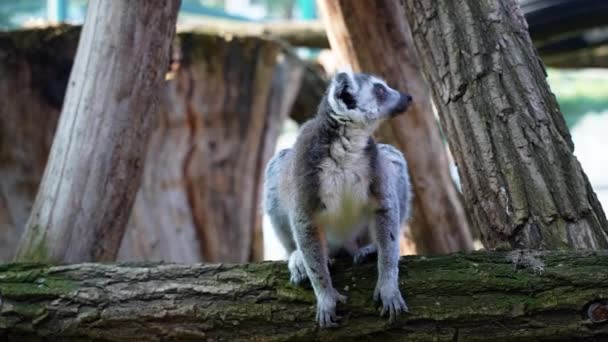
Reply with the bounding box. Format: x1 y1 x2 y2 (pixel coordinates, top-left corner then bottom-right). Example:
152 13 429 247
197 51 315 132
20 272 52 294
317 132 373 247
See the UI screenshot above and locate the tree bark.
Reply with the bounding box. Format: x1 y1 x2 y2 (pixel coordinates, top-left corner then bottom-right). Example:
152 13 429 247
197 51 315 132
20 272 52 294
1 251 608 341
118 36 303 263
13 1 181 262
317 0 473 254
402 0 608 250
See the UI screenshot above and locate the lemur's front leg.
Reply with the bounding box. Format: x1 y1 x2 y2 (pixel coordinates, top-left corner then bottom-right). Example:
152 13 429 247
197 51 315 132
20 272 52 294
372 198 408 322
291 211 347 328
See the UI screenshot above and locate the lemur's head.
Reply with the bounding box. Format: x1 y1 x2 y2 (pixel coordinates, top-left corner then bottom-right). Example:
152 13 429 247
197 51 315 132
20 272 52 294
326 71 412 127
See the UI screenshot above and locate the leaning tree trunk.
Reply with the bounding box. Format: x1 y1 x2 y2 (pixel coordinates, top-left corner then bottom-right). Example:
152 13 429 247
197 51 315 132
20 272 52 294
1 251 608 340
14 1 181 262
317 0 473 254
402 0 608 249
118 35 303 263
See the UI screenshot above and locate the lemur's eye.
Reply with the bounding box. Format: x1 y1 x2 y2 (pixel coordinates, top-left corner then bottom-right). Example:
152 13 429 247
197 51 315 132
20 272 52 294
373 84 386 102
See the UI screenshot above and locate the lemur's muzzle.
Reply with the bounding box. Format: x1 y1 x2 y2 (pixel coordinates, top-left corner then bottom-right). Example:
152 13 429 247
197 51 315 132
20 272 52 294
390 93 413 117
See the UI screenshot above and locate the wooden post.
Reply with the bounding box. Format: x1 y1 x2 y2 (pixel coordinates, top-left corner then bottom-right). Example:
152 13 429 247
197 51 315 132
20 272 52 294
14 1 181 262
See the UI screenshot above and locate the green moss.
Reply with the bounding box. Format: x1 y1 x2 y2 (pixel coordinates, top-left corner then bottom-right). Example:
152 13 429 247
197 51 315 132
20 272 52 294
13 224 53 262
0 263 76 301
0 277 75 299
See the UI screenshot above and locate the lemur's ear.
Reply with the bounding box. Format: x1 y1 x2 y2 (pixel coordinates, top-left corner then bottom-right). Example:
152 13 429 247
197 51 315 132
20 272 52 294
330 72 357 111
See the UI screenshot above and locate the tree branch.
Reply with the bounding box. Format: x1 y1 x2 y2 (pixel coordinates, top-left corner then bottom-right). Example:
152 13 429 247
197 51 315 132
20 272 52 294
177 19 608 69
1 251 608 340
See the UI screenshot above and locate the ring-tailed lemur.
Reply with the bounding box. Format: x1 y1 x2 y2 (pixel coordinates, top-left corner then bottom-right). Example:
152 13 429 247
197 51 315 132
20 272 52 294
263 71 413 328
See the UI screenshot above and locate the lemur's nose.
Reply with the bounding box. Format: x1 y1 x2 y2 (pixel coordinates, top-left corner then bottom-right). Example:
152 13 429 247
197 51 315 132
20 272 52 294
391 93 412 117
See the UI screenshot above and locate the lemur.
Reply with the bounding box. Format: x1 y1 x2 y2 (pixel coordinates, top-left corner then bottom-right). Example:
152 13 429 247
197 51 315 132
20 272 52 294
263 71 413 328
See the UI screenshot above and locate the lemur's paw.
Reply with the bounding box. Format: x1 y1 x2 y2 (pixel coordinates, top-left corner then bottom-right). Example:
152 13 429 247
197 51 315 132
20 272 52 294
288 250 308 284
316 288 347 328
353 244 377 264
374 283 408 323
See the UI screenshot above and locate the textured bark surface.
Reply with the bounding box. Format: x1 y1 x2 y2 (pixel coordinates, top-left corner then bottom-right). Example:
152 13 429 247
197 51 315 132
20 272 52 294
13 1 181 262
119 35 302 263
0 27 79 261
317 0 473 254
1 251 608 341
403 0 608 250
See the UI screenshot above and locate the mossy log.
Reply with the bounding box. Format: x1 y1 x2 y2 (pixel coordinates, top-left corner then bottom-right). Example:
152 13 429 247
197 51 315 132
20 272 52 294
1 251 608 341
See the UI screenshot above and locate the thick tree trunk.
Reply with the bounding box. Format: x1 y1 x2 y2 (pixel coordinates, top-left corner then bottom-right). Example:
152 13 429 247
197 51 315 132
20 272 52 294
317 0 473 254
13 1 180 262
402 0 608 249
118 36 303 263
1 251 608 341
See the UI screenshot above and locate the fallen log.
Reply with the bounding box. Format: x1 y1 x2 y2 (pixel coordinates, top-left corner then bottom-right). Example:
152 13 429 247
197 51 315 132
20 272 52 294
1 251 608 341
177 20 328 49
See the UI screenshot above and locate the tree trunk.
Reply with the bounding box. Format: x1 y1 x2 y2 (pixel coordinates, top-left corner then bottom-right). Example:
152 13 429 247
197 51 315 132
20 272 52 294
1 251 608 341
118 36 303 263
13 1 180 262
317 0 473 254
402 0 608 249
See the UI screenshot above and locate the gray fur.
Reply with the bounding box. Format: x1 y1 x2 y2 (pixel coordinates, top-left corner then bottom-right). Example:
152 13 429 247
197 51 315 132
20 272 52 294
263 71 412 327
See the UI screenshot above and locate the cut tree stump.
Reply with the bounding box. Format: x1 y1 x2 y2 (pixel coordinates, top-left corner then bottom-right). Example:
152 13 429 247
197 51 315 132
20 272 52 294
1 251 608 341
118 34 302 263
0 26 309 263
